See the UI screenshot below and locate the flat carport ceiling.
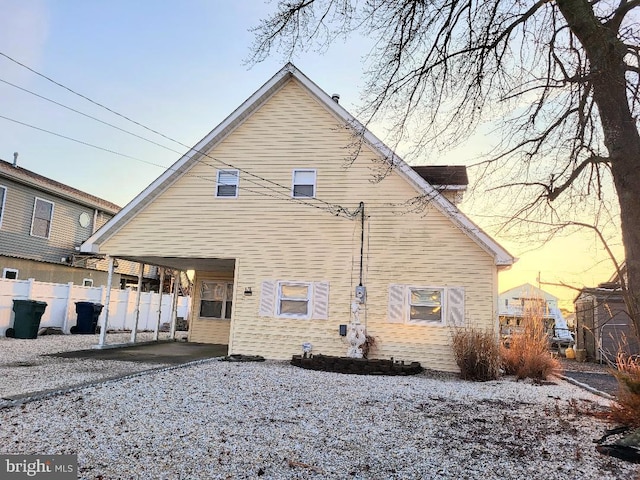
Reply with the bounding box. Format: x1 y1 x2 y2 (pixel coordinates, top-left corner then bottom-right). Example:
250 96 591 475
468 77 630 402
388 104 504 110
114 256 235 273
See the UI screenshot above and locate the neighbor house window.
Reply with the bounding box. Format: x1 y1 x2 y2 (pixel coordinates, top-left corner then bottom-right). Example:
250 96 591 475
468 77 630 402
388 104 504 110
216 169 239 198
30 197 54 238
0 185 6 228
409 288 444 324
277 282 312 318
292 170 316 198
2 268 18 280
83 278 94 287
200 281 233 319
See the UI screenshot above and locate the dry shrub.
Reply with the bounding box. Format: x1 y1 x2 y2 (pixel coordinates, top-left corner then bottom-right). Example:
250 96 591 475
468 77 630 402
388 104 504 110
610 352 640 427
451 328 501 381
501 308 560 381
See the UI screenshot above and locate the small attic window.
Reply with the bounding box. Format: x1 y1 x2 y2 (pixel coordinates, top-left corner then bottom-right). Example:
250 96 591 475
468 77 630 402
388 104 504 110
292 170 316 198
216 169 239 198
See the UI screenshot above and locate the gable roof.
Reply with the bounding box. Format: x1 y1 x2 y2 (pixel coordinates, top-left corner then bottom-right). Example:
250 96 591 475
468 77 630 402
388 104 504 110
499 283 557 302
0 158 121 213
81 63 514 266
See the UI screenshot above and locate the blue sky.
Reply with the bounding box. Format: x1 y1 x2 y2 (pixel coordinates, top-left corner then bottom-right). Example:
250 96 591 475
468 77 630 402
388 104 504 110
0 0 622 308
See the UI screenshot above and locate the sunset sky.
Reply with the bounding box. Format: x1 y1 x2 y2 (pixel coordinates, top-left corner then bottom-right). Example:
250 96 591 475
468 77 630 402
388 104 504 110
0 1 622 310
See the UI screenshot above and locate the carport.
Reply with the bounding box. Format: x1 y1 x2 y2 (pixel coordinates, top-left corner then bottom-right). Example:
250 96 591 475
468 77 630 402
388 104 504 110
95 255 236 349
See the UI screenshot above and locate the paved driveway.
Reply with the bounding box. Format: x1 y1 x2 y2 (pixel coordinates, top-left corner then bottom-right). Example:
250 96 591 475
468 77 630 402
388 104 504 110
562 370 618 396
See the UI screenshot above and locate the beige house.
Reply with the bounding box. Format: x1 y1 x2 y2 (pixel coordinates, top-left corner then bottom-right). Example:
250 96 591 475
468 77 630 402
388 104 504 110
81 64 514 372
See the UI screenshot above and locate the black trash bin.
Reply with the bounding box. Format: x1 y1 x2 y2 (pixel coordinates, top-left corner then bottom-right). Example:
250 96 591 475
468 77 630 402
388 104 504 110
6 300 48 339
71 302 104 334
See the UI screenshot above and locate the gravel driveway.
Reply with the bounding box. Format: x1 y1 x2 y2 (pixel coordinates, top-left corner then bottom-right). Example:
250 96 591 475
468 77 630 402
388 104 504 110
0 335 638 479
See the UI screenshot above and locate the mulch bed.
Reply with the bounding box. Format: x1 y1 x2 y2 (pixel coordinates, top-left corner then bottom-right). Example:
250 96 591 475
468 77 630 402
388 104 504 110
291 354 423 376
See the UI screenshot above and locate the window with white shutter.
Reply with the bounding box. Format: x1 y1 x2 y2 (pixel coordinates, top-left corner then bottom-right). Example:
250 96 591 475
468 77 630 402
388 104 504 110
388 284 464 327
259 279 329 320
216 169 239 198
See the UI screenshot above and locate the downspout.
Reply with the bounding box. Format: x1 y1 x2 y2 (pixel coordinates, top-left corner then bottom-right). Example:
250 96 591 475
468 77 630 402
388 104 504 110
359 201 365 287
92 209 99 234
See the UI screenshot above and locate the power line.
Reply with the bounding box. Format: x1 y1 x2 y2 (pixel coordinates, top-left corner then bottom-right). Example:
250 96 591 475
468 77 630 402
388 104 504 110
0 113 350 215
0 76 183 156
0 50 360 217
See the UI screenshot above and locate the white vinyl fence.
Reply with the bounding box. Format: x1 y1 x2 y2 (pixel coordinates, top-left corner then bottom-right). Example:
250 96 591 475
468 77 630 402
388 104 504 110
0 278 191 336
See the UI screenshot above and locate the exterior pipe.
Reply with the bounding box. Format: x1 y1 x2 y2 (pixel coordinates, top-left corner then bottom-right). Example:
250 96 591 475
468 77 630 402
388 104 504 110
130 263 145 343
98 256 115 347
154 268 165 341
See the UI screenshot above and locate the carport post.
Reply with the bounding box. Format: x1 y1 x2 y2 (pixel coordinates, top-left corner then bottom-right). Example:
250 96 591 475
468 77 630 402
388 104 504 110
154 267 165 341
98 256 115 347
130 263 145 344
169 270 181 340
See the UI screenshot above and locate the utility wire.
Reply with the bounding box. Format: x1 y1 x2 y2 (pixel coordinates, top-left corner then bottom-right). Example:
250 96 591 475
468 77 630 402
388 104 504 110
0 74 318 206
0 113 345 214
0 50 360 218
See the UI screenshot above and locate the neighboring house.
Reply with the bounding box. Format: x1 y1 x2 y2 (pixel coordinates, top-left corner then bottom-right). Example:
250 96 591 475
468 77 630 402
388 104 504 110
0 157 158 289
575 281 640 362
81 63 515 372
499 283 573 344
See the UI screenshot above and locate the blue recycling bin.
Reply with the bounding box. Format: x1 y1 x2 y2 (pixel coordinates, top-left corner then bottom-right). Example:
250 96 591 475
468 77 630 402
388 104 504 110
71 302 103 334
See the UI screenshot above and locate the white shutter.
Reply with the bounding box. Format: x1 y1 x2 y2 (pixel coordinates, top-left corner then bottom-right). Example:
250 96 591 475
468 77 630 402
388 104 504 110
447 287 465 327
259 280 276 317
312 281 330 320
388 284 405 323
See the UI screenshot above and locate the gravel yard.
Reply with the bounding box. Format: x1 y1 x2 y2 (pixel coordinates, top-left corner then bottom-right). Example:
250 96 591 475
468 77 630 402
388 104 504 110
0 336 638 479
0 332 185 399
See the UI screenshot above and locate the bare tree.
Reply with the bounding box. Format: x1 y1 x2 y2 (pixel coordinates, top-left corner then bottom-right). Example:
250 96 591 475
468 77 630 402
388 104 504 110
250 0 640 337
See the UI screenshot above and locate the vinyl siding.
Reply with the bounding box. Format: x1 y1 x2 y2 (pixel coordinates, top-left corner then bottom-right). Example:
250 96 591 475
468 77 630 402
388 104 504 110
0 176 152 284
100 79 498 372
188 272 234 347
0 177 97 263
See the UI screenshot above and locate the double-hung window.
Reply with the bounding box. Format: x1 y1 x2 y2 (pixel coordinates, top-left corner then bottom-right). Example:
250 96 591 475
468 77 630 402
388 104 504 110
388 284 465 327
292 170 316 198
200 281 234 319
0 185 6 228
31 197 54 239
409 288 444 324
216 169 239 198
259 280 329 320
277 282 312 318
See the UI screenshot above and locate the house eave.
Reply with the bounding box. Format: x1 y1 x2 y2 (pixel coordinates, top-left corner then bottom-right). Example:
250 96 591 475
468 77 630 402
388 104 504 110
81 63 515 267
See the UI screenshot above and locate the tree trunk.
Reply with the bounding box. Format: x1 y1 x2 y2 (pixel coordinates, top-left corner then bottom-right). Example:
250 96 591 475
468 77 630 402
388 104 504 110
558 0 640 338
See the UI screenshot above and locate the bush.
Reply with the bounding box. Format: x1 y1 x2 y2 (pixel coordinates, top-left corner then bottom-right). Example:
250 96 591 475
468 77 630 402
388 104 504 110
501 309 560 381
451 328 502 381
610 352 640 427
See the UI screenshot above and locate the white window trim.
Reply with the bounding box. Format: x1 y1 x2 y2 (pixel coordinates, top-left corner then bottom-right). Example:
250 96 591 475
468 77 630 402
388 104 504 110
215 169 239 198
30 197 55 239
0 185 7 229
82 278 94 287
199 281 234 320
277 281 312 319
407 286 446 325
291 169 317 198
2 268 18 280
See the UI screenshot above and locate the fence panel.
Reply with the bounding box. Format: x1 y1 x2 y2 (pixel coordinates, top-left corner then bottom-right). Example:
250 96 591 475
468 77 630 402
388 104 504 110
0 278 190 336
